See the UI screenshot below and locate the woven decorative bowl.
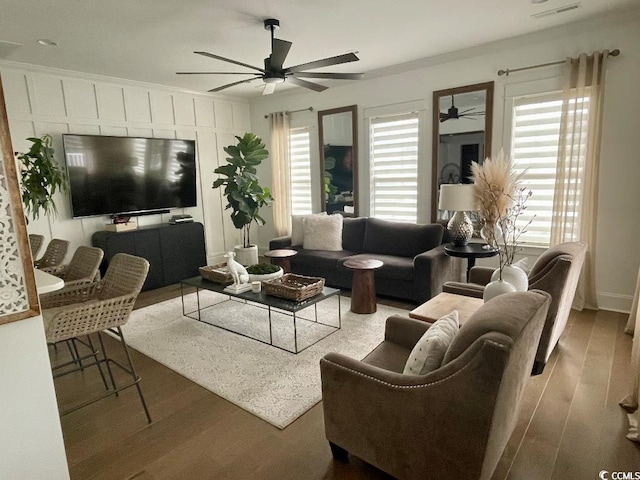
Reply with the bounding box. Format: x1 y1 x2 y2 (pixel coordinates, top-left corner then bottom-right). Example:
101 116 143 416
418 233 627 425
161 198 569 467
263 273 324 301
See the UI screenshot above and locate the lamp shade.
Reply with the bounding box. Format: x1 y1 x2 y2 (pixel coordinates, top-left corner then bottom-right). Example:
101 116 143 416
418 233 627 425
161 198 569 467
438 184 478 211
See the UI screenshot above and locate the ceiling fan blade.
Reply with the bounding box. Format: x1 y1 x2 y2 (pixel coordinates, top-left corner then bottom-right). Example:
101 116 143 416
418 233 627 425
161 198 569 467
459 111 485 117
285 52 359 73
292 72 364 80
194 51 265 73
287 76 328 92
177 72 263 75
207 77 262 93
270 38 292 71
262 83 276 96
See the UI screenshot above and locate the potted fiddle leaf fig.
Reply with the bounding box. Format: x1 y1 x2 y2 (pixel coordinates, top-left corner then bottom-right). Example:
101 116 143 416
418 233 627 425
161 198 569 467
16 134 68 220
213 133 274 266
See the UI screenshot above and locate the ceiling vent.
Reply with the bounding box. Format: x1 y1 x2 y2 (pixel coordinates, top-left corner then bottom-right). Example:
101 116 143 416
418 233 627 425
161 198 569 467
531 2 581 19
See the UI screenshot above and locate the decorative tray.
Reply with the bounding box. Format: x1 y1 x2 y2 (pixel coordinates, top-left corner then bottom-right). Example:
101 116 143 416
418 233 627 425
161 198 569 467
199 263 233 285
263 273 325 301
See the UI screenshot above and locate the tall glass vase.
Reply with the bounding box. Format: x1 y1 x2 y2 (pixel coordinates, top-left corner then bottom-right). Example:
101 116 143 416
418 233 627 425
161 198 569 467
480 222 503 250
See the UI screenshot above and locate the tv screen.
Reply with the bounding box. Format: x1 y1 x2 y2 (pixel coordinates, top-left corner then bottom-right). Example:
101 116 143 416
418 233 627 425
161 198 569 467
62 134 197 218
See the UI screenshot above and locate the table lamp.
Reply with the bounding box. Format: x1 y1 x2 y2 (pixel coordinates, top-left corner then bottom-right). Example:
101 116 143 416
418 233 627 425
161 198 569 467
438 184 478 246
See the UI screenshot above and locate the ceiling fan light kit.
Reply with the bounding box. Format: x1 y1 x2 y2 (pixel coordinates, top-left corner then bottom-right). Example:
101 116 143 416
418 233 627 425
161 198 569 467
178 18 363 95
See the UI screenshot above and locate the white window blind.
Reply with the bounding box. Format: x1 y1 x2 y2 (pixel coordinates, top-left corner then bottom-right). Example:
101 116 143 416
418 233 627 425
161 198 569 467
289 127 312 215
510 92 589 246
369 112 419 223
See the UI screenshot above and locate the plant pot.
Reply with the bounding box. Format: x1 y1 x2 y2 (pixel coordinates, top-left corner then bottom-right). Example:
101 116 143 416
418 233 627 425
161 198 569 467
483 279 516 302
248 267 283 284
490 264 529 292
234 245 259 266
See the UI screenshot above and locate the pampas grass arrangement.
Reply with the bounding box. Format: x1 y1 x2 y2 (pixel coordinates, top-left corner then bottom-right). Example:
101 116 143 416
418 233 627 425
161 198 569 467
472 149 533 277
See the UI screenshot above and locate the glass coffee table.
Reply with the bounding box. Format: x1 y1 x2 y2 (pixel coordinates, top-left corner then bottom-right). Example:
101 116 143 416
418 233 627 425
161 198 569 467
180 276 341 354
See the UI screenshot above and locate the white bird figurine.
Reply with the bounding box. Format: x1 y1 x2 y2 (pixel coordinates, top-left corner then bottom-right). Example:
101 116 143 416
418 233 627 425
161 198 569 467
224 251 249 286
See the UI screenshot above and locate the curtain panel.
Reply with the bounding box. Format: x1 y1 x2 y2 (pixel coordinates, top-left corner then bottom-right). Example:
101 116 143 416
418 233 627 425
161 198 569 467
551 50 609 310
269 112 291 236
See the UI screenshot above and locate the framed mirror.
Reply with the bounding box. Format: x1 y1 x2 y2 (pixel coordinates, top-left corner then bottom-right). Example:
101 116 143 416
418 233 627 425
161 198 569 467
318 105 358 216
431 81 494 222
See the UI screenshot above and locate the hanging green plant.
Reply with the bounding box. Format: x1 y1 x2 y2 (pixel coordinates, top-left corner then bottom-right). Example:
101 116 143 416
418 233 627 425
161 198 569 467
16 134 69 220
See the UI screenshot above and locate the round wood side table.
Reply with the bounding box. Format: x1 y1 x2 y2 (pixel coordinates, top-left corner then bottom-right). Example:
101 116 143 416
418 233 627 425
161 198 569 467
343 258 384 314
264 249 297 273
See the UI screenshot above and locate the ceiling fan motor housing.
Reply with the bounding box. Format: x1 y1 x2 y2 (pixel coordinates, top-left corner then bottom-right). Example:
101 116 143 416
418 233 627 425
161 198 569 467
264 18 280 31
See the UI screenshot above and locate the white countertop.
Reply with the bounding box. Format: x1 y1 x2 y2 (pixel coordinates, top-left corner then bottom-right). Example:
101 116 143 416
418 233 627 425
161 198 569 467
34 269 65 295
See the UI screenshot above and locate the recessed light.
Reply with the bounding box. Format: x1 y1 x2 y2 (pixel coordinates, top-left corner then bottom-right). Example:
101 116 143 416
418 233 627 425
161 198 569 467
531 0 548 3
37 39 58 46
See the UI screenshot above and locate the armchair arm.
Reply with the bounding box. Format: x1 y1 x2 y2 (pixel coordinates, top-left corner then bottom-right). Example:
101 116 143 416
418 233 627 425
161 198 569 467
469 266 494 285
269 236 292 249
39 280 104 309
43 292 137 343
413 244 454 303
384 315 432 350
443 281 485 298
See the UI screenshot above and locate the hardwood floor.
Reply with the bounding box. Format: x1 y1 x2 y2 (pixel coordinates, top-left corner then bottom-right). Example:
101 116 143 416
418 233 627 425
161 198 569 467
50 285 640 479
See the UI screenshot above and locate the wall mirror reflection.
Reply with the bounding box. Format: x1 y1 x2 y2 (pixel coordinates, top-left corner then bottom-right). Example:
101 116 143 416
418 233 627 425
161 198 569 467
318 105 358 216
431 82 494 222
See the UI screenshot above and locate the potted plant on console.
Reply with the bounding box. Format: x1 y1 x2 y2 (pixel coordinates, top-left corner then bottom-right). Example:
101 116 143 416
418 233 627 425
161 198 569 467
213 133 274 266
16 134 68 220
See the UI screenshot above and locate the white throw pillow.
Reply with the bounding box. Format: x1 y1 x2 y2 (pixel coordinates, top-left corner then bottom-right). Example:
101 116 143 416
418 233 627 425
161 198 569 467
303 214 343 251
403 311 459 375
291 212 326 246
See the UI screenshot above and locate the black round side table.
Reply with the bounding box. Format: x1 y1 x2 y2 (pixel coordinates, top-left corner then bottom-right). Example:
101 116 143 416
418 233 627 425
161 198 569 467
444 243 498 282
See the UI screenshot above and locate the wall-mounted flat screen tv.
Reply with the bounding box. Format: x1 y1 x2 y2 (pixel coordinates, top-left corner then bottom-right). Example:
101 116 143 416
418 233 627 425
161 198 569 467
62 134 197 218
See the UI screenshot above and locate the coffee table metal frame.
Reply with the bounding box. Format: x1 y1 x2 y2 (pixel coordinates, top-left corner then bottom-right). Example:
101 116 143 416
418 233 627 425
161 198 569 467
180 276 341 354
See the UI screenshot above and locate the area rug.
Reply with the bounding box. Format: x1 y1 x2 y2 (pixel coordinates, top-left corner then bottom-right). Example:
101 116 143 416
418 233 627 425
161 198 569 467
122 290 407 429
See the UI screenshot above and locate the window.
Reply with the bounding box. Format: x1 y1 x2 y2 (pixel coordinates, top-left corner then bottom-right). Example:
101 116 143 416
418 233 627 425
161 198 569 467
369 112 419 223
289 127 312 215
510 92 589 246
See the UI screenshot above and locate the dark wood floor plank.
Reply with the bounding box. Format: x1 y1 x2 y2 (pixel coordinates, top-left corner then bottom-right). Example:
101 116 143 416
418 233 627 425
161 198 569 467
550 309 619 479
505 309 596 480
49 286 639 480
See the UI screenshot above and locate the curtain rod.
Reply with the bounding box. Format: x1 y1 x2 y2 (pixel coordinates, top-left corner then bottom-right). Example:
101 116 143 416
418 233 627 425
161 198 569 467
264 107 313 119
497 48 620 77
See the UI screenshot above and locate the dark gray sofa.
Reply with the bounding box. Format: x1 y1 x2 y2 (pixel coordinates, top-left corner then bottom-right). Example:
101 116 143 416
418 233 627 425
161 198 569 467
268 217 454 304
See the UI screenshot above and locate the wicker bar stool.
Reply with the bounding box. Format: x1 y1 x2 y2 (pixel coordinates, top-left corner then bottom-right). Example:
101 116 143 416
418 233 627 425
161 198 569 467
40 253 152 422
35 238 70 269
42 245 104 287
28 234 45 258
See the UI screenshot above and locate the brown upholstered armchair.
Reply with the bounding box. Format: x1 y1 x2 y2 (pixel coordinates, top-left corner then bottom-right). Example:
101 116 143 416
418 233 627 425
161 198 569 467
320 291 550 480
443 241 587 373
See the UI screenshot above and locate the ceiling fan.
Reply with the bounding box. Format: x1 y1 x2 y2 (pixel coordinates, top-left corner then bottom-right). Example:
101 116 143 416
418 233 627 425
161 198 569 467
439 95 485 122
177 18 364 95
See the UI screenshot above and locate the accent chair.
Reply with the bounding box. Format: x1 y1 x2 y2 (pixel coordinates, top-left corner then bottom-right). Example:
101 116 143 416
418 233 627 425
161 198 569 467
443 241 587 373
320 290 550 480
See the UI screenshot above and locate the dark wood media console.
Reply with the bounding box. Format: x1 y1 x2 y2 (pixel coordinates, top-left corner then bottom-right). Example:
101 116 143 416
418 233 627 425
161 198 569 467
92 222 207 291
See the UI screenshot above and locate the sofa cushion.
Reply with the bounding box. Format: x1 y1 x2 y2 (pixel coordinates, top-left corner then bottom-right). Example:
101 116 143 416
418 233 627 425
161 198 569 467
363 218 443 258
339 253 413 281
342 217 367 253
293 248 353 272
403 310 459 375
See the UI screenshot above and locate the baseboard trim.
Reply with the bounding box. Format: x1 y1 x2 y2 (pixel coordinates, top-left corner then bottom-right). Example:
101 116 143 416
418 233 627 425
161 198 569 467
597 292 633 314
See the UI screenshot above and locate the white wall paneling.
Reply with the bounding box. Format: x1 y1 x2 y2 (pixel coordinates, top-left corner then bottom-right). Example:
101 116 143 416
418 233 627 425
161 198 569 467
0 64 251 265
